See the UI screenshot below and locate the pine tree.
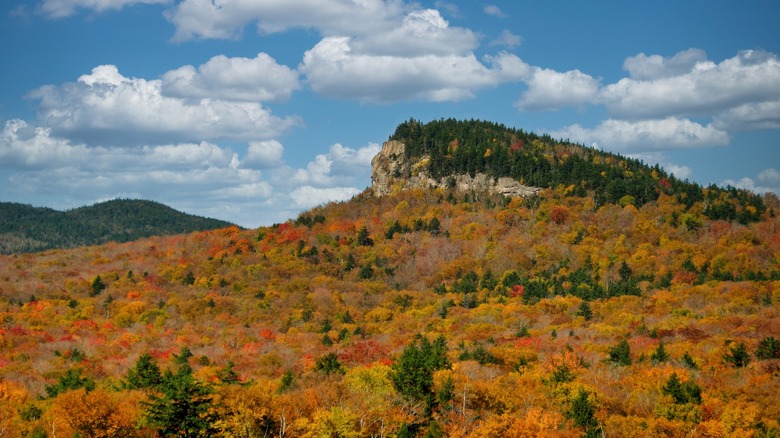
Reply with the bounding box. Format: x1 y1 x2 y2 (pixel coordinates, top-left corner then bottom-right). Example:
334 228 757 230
144 359 216 437
608 338 632 366
123 352 163 390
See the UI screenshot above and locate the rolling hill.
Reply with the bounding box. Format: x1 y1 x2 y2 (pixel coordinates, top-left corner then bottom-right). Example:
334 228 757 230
0 199 236 254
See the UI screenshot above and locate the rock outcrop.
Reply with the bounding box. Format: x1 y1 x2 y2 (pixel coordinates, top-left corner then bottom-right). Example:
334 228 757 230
370 140 540 198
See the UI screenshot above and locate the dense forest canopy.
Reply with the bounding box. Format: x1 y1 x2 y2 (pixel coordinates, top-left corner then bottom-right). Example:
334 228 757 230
389 118 766 222
0 199 236 254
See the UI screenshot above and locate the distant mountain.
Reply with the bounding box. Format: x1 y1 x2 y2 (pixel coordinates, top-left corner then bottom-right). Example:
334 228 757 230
0 199 236 254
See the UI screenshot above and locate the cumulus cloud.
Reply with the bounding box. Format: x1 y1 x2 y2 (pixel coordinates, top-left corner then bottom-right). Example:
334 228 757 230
244 140 284 169
164 0 407 41
301 37 528 102
550 117 729 153
714 100 780 130
489 30 522 48
350 9 478 57
723 168 780 195
625 151 693 180
289 186 361 209
29 65 299 146
516 67 600 111
600 49 780 120
1 118 378 227
161 53 300 102
37 0 168 19
622 48 707 80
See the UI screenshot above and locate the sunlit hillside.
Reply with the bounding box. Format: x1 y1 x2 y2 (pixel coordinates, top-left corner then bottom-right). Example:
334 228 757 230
0 121 778 437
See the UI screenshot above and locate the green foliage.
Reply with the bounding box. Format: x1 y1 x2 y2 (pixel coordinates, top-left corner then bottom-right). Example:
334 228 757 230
144 360 217 437
315 352 345 375
662 373 702 405
681 352 698 370
0 199 235 254
356 226 374 246
389 118 764 222
216 361 240 385
567 388 598 431
390 334 450 412
577 301 593 321
278 370 295 393
90 275 107 296
458 342 501 366
723 341 751 368
608 338 632 366
45 367 95 398
123 352 163 390
755 336 780 360
651 341 670 365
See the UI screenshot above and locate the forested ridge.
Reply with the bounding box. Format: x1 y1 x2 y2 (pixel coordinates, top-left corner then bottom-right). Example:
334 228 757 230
0 120 777 437
390 118 766 222
0 199 236 254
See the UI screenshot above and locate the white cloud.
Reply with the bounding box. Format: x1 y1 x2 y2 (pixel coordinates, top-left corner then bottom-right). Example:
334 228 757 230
1 118 378 227
714 100 780 130
516 67 599 111
161 53 300 102
625 152 693 180
37 0 168 19
164 0 407 42
600 49 780 120
550 117 729 153
722 168 780 195
245 140 284 169
484 5 507 18
350 9 478 57
289 186 361 209
301 37 528 102
29 65 299 146
489 29 522 48
622 48 707 80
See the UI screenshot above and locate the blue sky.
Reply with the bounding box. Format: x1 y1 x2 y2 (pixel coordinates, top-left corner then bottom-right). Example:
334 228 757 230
1 0 778 227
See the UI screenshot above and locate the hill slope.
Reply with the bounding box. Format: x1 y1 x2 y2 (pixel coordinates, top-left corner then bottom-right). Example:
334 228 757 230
0 120 777 437
0 199 236 254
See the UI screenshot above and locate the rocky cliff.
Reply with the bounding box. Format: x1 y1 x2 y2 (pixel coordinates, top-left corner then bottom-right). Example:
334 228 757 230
370 140 540 198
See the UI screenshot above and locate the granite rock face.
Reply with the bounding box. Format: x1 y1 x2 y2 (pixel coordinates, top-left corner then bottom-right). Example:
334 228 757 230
370 140 540 198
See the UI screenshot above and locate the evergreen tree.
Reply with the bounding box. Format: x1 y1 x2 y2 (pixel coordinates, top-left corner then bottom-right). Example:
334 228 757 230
651 341 670 364
723 341 750 368
567 388 599 435
45 368 95 398
577 301 593 321
90 275 106 296
144 359 216 437
390 334 450 414
608 338 632 366
123 352 163 390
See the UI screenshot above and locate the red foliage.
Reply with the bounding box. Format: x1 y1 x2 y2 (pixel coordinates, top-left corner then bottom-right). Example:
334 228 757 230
72 319 98 331
550 206 569 224
511 140 524 151
510 285 525 298
259 329 276 340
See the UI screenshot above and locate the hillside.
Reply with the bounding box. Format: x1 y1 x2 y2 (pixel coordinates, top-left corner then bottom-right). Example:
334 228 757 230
0 199 236 254
0 120 778 437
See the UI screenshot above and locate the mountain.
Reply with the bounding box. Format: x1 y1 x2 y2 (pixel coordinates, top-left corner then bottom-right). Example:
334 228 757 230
0 120 777 437
0 199 236 254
